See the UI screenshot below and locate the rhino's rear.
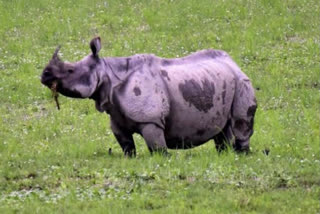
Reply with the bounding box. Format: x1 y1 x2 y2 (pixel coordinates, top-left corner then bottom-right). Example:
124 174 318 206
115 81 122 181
158 51 238 148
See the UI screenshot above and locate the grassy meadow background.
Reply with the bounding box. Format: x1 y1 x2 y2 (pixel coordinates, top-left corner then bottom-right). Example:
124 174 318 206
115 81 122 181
0 0 319 213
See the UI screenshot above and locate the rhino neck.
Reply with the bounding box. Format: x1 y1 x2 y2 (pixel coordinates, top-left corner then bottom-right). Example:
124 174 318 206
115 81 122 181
90 56 143 113
89 61 112 112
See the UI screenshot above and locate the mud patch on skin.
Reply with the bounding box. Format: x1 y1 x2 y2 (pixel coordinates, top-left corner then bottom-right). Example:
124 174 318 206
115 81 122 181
89 63 97 71
222 80 227 105
223 80 227 90
112 58 131 73
222 91 226 105
133 86 141 96
161 70 171 81
161 59 172 66
78 74 91 86
179 79 215 113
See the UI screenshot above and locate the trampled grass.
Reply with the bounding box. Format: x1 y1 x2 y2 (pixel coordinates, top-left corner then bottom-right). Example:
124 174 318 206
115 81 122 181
0 0 319 213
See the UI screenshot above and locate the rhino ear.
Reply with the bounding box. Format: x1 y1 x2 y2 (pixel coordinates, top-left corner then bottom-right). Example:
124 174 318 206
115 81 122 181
90 37 101 57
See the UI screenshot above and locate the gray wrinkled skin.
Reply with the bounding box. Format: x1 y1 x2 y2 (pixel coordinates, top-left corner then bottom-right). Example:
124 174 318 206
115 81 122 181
41 37 257 156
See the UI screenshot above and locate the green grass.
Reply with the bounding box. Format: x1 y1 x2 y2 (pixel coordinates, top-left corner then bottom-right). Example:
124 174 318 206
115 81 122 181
0 0 319 213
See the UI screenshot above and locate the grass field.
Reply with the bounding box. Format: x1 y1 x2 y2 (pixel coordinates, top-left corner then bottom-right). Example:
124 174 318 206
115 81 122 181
0 0 319 213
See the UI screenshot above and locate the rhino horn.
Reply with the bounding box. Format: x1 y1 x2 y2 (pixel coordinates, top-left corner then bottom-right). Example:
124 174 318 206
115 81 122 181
52 45 61 60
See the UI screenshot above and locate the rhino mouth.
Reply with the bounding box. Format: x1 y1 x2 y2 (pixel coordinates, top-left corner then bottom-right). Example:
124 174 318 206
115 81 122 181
41 74 82 99
41 71 58 88
41 78 56 89
57 85 83 98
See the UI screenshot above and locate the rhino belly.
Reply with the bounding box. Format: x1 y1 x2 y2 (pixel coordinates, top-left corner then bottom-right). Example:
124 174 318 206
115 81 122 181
164 106 231 149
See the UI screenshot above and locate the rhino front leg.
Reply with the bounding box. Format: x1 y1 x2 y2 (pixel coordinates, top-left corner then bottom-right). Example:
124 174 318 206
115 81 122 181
113 133 136 157
111 120 136 157
140 123 168 155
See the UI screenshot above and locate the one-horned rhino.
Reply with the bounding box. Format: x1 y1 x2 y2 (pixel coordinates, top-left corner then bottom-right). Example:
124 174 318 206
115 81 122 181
41 37 257 156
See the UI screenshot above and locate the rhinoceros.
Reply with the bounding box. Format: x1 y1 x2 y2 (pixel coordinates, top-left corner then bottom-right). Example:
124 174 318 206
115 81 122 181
41 37 257 156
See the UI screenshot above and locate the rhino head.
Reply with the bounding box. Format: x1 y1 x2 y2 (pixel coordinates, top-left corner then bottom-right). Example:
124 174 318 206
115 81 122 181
41 37 103 98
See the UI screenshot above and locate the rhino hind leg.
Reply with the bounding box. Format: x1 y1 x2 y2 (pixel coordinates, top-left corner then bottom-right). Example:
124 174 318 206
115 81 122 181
140 123 168 155
213 120 234 152
231 114 256 153
231 79 257 153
